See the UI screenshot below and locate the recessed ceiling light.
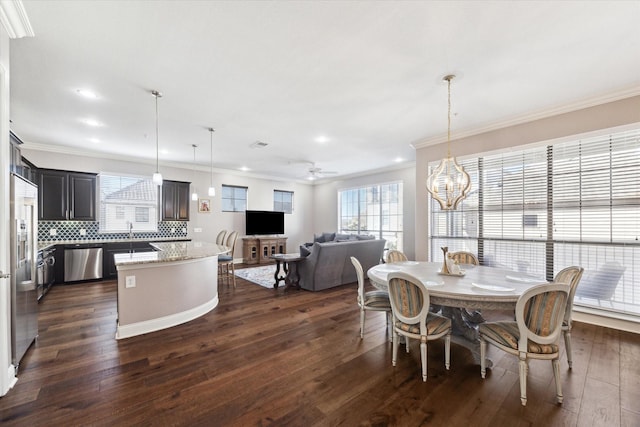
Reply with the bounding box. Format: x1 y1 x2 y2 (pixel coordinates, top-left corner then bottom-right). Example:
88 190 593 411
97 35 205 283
394 157 403 163
315 135 329 143
88 137 100 143
240 166 250 171
82 118 102 127
160 149 169 155
76 89 99 99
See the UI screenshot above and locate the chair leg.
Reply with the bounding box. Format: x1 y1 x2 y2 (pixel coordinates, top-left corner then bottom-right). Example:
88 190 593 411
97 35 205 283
480 337 487 378
360 309 365 339
230 262 236 288
564 329 573 369
386 311 392 342
420 340 427 382
519 357 528 406
553 358 563 404
392 329 399 367
444 333 451 370
406 337 410 353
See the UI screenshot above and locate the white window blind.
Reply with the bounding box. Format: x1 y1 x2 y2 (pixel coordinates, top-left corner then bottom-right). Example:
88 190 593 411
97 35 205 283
429 128 640 318
274 190 293 214
221 185 247 212
99 173 159 233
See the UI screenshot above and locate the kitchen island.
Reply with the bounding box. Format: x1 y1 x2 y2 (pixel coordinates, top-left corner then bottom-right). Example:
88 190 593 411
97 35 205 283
114 241 229 339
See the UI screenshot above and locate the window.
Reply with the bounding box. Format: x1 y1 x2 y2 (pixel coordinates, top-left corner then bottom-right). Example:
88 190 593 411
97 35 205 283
98 173 159 233
338 182 403 250
429 128 640 318
274 190 293 213
222 185 247 212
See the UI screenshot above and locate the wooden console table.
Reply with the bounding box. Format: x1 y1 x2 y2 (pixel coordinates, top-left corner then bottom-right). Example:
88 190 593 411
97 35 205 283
242 236 287 264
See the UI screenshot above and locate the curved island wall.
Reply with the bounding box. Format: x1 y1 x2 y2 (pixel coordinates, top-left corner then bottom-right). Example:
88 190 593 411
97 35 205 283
114 241 228 339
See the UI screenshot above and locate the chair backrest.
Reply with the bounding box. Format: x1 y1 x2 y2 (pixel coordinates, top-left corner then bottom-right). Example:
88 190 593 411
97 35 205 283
516 283 569 351
449 251 479 266
385 250 408 264
225 231 239 255
575 262 625 300
554 266 584 324
215 230 227 245
350 256 365 307
387 271 430 335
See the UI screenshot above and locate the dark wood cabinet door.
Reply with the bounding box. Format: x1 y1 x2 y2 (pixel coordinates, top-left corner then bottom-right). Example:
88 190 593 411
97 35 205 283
176 182 190 220
39 170 68 220
162 181 177 220
69 173 96 220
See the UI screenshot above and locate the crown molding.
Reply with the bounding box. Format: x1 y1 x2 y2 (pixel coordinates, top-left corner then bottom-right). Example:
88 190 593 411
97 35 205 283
412 86 640 149
0 1 34 39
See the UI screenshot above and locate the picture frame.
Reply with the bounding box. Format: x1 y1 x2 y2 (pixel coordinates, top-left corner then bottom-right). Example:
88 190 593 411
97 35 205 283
198 198 211 213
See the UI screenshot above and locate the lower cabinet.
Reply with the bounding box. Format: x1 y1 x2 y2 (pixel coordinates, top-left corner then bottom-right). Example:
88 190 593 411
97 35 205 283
103 242 156 279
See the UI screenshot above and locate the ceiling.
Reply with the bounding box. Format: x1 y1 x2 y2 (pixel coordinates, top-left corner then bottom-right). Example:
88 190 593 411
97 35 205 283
10 1 640 182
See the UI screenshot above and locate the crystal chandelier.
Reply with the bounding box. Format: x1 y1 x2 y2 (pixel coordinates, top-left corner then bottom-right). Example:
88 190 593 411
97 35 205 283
426 74 471 210
151 90 163 186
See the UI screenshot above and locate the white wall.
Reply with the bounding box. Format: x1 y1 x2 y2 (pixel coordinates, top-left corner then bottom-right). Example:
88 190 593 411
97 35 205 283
21 149 315 259
312 165 416 259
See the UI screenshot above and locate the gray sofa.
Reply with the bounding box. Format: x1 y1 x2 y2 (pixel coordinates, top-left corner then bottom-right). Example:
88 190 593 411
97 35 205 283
297 238 386 291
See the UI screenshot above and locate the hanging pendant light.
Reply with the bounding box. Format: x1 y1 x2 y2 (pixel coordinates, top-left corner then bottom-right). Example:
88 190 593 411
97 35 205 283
426 74 471 210
151 90 163 186
191 144 198 201
207 128 216 197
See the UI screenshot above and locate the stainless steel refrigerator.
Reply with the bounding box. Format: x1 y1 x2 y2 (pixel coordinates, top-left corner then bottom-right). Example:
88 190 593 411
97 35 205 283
10 173 38 369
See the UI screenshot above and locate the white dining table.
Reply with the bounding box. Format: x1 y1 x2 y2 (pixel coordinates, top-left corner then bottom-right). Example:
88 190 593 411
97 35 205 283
367 261 548 366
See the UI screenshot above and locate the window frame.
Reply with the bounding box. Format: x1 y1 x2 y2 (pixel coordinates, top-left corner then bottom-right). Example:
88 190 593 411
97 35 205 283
274 189 294 214
221 184 248 212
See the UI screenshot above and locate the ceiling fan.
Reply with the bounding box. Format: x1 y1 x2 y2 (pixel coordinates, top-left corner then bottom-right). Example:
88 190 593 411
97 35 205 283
306 163 338 180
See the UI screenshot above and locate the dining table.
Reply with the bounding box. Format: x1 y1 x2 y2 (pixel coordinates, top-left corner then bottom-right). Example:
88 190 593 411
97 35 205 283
367 261 548 366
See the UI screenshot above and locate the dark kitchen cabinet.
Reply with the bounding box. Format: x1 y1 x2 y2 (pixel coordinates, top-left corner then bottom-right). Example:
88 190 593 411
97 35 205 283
162 180 190 221
103 242 157 279
39 169 97 220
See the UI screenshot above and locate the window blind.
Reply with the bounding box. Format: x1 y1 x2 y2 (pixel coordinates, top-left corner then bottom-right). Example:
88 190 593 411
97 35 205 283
429 127 640 318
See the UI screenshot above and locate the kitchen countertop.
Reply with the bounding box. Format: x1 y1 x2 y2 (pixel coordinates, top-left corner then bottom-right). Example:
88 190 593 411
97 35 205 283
38 237 190 251
113 241 230 266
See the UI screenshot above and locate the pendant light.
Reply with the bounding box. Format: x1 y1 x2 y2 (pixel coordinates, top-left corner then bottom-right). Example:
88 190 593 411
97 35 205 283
151 90 163 186
191 144 198 201
207 128 216 197
426 74 471 210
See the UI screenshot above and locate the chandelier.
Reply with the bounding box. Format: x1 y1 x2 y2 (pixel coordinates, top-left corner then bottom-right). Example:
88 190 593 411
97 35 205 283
426 74 471 210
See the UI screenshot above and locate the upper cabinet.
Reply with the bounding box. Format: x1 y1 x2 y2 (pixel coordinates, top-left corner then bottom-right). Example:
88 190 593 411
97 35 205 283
39 169 97 220
162 180 190 221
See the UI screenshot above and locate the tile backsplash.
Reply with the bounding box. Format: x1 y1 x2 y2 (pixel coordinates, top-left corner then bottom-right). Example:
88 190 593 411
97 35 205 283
38 220 188 242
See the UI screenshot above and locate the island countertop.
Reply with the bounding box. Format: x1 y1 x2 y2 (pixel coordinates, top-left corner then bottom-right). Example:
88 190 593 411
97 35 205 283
114 241 229 266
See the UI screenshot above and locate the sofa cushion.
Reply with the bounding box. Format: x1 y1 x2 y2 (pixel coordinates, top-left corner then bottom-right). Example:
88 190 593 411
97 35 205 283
334 233 357 241
299 245 312 257
314 232 336 243
355 234 375 240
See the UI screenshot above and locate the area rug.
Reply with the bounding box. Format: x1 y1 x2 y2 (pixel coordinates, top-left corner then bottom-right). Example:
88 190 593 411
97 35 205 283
234 265 281 289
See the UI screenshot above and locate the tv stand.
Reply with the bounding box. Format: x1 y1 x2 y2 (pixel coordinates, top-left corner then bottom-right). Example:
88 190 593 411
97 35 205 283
242 236 287 265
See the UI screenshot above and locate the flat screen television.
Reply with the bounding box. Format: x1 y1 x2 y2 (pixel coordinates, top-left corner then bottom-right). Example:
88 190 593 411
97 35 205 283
245 210 285 235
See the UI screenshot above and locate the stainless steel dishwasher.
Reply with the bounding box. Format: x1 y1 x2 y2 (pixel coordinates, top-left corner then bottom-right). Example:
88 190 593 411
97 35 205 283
64 244 103 282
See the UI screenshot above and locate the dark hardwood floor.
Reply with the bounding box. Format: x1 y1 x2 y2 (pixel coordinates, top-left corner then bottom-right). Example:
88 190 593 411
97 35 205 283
1 266 639 426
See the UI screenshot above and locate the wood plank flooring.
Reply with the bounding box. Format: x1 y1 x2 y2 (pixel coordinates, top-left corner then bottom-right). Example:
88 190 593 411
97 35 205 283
1 267 639 426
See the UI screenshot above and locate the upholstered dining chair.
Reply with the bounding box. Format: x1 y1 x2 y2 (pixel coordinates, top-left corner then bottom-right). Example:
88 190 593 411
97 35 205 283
215 229 227 245
351 256 392 339
387 271 452 382
218 230 238 287
385 249 408 264
554 266 584 369
479 283 569 406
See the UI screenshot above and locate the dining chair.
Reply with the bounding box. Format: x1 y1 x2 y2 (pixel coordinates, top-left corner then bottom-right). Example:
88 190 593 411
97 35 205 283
351 256 392 339
554 266 584 369
218 230 239 287
479 283 569 406
215 229 227 245
446 251 483 324
387 271 452 382
385 250 408 264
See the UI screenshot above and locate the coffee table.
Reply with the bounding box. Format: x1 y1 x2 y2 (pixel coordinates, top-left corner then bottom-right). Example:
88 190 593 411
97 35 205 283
268 253 306 290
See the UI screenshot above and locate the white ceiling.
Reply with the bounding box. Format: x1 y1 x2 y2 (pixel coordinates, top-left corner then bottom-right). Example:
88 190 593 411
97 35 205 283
10 1 640 182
